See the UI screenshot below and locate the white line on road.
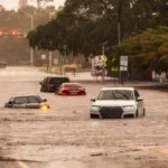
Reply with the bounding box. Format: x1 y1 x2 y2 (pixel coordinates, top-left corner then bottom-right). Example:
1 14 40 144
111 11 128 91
17 161 29 168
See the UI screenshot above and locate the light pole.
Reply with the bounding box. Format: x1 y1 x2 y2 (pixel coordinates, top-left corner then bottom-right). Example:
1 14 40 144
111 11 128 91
20 9 34 66
118 0 122 44
118 0 122 83
102 41 108 56
48 11 56 68
101 41 108 82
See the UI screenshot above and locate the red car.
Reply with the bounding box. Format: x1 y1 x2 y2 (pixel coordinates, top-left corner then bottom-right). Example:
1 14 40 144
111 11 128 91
56 83 86 96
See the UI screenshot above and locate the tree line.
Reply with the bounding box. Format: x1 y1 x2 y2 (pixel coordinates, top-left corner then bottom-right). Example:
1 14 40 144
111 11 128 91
27 0 168 77
0 4 57 64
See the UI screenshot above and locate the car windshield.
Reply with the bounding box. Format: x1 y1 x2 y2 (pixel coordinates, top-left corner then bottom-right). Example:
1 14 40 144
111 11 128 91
97 90 133 100
64 84 81 89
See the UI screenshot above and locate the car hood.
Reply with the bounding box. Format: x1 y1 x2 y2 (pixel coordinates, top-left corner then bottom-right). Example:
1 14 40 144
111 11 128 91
92 100 136 106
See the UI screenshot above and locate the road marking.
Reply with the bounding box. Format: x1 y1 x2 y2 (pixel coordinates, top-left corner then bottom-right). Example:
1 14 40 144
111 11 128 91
17 161 29 168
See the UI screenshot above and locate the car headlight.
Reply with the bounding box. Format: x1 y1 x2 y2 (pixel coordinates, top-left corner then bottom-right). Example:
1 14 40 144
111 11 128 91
122 105 134 111
40 104 50 111
91 105 101 112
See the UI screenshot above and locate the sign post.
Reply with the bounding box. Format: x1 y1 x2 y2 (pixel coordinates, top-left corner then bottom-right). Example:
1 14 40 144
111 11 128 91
120 56 128 86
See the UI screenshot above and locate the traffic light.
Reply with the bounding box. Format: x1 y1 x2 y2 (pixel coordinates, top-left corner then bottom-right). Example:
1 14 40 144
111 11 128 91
10 30 17 37
0 31 4 38
0 30 25 38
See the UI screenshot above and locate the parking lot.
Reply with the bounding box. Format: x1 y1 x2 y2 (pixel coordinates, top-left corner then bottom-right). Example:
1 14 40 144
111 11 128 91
0 67 168 168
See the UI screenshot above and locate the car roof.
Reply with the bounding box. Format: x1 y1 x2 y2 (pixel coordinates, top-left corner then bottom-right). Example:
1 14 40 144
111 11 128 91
102 87 135 91
11 95 41 99
63 82 81 85
46 76 69 79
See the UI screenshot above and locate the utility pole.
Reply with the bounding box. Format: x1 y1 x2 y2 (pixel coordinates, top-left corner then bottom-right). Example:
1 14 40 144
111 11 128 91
20 9 34 66
48 13 52 68
30 15 34 66
118 0 122 44
48 12 56 68
118 0 122 83
102 41 108 56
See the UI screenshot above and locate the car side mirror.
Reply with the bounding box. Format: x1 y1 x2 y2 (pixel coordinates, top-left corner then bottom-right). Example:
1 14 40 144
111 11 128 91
43 99 47 102
137 97 143 101
39 82 42 85
8 101 13 104
91 97 96 102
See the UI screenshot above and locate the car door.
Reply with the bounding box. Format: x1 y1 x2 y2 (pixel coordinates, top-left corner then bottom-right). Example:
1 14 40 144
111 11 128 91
27 96 40 108
134 89 143 115
50 78 61 91
13 97 29 108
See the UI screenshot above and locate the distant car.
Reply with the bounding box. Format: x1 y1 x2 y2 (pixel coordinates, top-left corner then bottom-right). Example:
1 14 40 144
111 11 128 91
56 83 86 96
39 76 70 92
0 61 7 68
90 87 145 119
4 95 50 109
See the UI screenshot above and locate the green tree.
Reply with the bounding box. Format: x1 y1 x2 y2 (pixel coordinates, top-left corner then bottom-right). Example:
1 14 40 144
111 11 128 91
110 27 168 75
27 0 168 66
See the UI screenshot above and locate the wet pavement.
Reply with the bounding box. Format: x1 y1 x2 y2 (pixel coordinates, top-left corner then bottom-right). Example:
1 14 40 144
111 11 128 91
0 66 168 168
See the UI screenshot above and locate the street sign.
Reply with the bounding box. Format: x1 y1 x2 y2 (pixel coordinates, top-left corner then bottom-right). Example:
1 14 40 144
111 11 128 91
41 54 46 60
120 56 128 71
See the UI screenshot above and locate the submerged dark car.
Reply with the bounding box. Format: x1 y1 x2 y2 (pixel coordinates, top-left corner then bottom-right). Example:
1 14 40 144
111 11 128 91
40 76 70 92
4 95 50 109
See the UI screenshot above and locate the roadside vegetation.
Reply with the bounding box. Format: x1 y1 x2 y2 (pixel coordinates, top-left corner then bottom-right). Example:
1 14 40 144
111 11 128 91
27 0 168 77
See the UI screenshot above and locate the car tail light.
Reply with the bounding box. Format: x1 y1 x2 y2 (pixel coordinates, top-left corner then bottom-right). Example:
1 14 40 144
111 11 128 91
61 88 70 95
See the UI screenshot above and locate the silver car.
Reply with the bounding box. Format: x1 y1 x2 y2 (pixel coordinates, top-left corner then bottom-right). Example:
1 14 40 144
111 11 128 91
4 95 50 109
90 87 145 119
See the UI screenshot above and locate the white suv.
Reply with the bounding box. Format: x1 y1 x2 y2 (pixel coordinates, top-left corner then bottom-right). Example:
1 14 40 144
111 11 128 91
90 87 145 119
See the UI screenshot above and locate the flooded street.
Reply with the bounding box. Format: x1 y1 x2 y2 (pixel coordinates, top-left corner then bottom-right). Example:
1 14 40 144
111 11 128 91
0 67 168 168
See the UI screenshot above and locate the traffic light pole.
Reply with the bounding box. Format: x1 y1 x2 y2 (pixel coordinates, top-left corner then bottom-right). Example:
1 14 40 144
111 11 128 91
20 9 34 66
30 16 34 66
48 12 54 68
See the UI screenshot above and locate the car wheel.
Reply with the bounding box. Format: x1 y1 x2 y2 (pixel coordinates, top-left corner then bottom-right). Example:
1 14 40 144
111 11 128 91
40 87 45 92
90 114 98 119
41 87 47 92
135 110 139 118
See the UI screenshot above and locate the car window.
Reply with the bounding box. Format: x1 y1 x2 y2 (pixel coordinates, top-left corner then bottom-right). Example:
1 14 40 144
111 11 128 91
62 78 70 82
49 78 61 84
9 97 14 102
43 78 48 84
64 84 81 88
28 96 40 103
35 96 43 102
49 78 70 84
14 97 28 104
97 90 133 100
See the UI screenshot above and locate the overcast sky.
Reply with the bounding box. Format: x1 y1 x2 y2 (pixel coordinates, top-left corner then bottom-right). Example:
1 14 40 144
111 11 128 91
0 0 66 10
